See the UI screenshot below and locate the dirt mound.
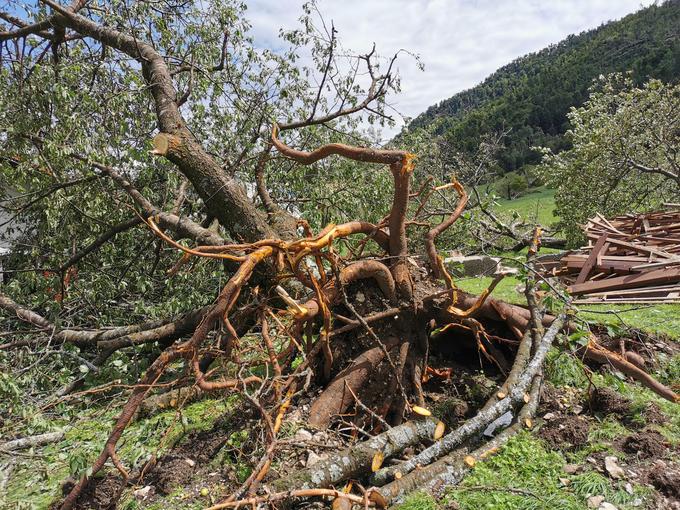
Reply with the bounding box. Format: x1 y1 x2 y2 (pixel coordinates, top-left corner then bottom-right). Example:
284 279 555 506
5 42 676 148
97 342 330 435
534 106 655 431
621 431 668 459
538 415 590 449
71 474 124 510
645 461 680 501
538 383 562 414
589 387 631 416
643 402 668 424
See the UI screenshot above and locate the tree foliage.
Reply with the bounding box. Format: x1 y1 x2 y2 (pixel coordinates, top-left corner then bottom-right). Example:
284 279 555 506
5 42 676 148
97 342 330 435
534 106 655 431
537 74 680 246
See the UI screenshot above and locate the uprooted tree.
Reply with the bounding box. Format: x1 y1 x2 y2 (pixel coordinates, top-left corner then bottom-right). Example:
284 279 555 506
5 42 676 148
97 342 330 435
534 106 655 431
0 1 677 509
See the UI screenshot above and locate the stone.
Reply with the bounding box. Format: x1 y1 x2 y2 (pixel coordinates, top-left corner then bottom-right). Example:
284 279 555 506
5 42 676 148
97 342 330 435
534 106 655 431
563 463 580 474
134 486 155 500
294 429 313 442
604 456 625 479
184 458 195 467
599 503 619 510
543 412 556 420
444 255 501 277
306 451 322 467
587 495 604 508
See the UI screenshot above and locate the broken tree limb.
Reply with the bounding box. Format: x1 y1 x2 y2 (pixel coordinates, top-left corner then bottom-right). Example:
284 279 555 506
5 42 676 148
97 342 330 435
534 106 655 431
371 312 566 486
0 430 66 452
270 416 444 492
205 488 369 510
0 291 208 350
373 374 544 507
584 339 678 402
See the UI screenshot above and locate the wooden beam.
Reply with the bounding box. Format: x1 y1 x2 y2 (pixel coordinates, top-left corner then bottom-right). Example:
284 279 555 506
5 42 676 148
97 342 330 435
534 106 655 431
568 267 680 296
575 233 608 284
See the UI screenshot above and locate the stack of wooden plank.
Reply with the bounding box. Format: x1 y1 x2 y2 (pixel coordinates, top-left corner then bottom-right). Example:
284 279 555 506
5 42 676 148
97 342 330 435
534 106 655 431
546 210 680 304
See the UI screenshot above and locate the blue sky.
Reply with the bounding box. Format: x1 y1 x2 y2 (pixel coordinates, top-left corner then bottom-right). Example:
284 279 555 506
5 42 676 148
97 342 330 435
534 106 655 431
246 0 655 137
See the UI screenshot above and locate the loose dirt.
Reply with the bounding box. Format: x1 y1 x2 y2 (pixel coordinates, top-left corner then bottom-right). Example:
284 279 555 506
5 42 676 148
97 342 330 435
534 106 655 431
538 415 590 450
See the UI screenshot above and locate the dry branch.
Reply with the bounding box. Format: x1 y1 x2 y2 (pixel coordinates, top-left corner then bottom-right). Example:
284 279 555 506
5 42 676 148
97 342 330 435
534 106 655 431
0 431 66 452
271 416 444 492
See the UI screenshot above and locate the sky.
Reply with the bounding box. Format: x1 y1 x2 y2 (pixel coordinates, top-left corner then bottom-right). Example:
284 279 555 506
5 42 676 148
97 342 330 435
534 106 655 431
245 0 655 137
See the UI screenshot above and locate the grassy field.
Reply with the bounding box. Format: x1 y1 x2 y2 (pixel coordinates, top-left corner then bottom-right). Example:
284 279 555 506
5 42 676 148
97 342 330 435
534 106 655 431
493 187 558 227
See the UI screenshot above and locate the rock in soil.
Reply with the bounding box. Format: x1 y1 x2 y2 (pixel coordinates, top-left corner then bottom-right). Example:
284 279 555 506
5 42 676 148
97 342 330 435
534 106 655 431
563 463 582 474
133 486 155 500
604 456 625 479
538 415 590 450
621 431 668 459
588 387 631 416
587 495 605 508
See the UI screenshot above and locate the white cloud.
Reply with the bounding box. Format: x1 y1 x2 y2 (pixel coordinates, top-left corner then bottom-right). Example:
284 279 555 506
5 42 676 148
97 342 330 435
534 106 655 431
246 0 655 138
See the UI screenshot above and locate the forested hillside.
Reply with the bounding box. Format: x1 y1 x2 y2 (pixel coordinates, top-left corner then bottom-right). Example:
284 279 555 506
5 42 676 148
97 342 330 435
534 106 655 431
408 0 680 172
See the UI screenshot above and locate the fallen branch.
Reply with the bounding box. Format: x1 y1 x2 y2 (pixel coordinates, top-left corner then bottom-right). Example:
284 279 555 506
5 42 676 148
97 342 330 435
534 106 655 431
270 416 445 492
371 312 566 485
372 374 544 507
0 430 66 452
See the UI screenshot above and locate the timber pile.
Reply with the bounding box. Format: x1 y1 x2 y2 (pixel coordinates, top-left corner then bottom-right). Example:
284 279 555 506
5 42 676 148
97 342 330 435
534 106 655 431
546 210 680 304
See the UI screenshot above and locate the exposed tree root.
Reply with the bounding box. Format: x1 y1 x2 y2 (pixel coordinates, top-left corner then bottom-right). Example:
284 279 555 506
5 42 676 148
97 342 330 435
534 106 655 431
3 121 674 510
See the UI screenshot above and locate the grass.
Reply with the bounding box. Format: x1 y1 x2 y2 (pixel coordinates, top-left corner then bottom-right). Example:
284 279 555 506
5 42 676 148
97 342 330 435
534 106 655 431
440 432 650 510
490 187 558 228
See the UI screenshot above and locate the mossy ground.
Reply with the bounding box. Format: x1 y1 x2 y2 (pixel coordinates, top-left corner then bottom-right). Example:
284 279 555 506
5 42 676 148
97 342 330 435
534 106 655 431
1 397 233 509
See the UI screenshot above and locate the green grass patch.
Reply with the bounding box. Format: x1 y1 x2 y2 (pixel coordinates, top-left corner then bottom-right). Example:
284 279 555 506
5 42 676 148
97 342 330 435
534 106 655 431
444 433 580 509
579 305 680 341
444 432 650 510
456 275 524 304
492 187 558 227
396 491 440 510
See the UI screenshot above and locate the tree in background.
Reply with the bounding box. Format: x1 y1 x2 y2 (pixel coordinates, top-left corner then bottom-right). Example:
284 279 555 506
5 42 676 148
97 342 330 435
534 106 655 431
538 74 680 246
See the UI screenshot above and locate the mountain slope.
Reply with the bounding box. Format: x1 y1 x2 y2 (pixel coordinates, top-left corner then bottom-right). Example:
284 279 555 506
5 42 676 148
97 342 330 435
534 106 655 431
407 0 680 172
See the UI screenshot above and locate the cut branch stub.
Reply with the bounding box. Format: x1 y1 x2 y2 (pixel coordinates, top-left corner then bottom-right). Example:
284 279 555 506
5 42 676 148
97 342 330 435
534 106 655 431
151 133 182 157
